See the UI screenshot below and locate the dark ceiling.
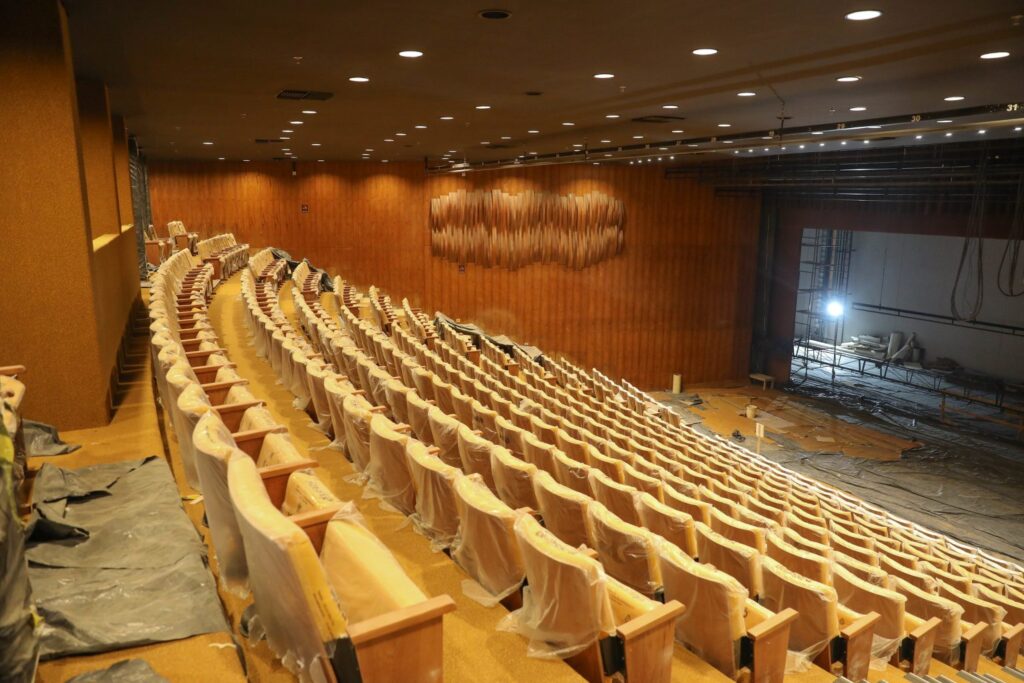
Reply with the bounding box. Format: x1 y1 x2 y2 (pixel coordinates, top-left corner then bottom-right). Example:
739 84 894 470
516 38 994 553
65 1 1024 166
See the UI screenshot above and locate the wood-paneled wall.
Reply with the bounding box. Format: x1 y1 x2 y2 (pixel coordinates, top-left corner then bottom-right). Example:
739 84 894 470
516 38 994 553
149 161 762 388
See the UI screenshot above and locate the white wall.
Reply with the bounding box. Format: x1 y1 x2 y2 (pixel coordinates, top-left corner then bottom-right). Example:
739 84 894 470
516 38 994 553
845 231 1024 382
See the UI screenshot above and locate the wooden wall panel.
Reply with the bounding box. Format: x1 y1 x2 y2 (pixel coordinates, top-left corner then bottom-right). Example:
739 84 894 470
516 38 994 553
149 160 761 389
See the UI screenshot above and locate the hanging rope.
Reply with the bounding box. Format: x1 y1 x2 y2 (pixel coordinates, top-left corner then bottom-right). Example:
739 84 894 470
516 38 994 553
950 155 987 321
996 174 1024 297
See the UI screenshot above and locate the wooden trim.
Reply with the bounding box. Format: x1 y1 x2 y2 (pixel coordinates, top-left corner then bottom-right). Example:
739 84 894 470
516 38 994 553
288 505 342 553
959 621 987 672
614 600 684 683
747 608 798 683
259 459 319 508
201 378 248 405
999 622 1023 668
348 595 456 645
903 616 941 675
839 611 880 682
192 363 234 383
0 365 26 376
233 426 288 459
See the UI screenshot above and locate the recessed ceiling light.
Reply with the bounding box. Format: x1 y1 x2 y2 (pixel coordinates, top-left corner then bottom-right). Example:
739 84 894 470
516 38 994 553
440 115 454 120
845 10 881 21
282 148 291 151
475 105 491 110
819 142 825 146
349 76 369 83
841 141 847 145
604 153 612 157
365 148 374 151
671 129 684 134
217 156 225 160
501 136 511 140
290 120 303 125
317 159 324 162
761 136 772 140
722 140 733 143
280 136 291 140
527 129 539 134
862 140 869 144
448 149 457 153
381 159 389 163
945 132 953 137
481 141 490 145
737 91 756 97
836 76 861 82
692 48 717 56
311 143 321 147
606 114 620 119
944 95 965 101
600 139 611 143
849 106 867 111
687 143 698 147
572 143 584 148
632 135 644 139
399 50 423 58
980 51 1009 60
282 129 293 133
799 144 805 149
937 119 953 123
415 124 427 129
301 109 317 115
395 132 407 136
662 104 678 109
594 73 615 79
978 129 987 134
717 123 731 127
811 131 824 135
562 122 575 126
915 135 923 139
1016 127 1023 132
202 141 213 145
243 159 250 162
384 138 394 142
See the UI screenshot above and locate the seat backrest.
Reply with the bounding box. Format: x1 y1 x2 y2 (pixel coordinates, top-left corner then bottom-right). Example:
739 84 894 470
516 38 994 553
760 555 839 655
710 506 767 554
832 563 906 641
342 393 374 472
765 532 832 585
532 471 592 548
657 540 747 677
522 430 558 476
551 449 594 495
588 469 641 525
494 414 527 459
834 550 889 586
892 576 964 660
282 471 340 515
637 492 697 558
696 522 763 598
489 446 539 511
451 474 526 599
404 440 462 545
227 453 346 680
587 502 661 596
512 513 615 656
367 414 416 515
938 581 1006 654
662 486 711 525
454 423 497 489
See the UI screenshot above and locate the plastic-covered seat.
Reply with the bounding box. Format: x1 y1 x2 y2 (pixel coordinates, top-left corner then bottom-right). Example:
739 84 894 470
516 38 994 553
366 414 416 515
342 393 375 471
588 469 641 525
532 471 592 549
637 492 697 558
765 531 831 584
405 440 462 549
428 406 464 470
696 522 763 598
451 475 526 603
489 446 538 511
405 390 434 445
455 423 497 490
586 502 662 597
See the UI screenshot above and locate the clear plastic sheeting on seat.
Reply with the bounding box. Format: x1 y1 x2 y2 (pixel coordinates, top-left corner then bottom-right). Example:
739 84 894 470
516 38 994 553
282 472 341 515
489 446 539 511
341 394 374 473
637 492 698 559
320 501 428 624
405 441 462 550
586 501 662 596
695 522 764 599
365 415 416 515
498 514 616 659
759 555 837 673
455 422 497 490
428 407 464 470
450 474 527 606
831 563 904 667
532 471 592 549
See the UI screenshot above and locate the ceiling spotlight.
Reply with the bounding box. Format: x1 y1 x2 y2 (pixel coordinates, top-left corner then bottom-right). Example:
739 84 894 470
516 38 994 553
662 104 679 109
312 143 321 147
572 143 584 148
980 51 1009 60
849 106 867 112
349 76 369 82
562 122 575 126
384 138 394 142
593 73 615 79
978 129 987 134
799 144 805 149
836 76 861 82
399 50 423 58
717 123 731 127
243 159 250 162
604 153 612 157
672 129 684 134
282 129 293 133
415 124 427 129
301 109 317 115
819 142 825 146
841 141 847 145
747 148 754 152
692 48 718 56
202 141 213 145
317 159 325 162
381 159 389 163
845 10 881 21
290 120 303 125
480 141 490 145
217 157 225 160
501 136 511 140
440 115 454 120
944 95 965 101
282 147 291 151
632 135 644 139
1016 127 1023 132
811 131 824 135
527 129 539 134
937 119 953 123
915 135 923 140
280 136 291 140
606 114 620 119
945 132 953 137
862 140 870 144
475 104 491 109
737 91 756 97
448 149 457 153
365 148 374 151
600 139 611 143
395 132 407 136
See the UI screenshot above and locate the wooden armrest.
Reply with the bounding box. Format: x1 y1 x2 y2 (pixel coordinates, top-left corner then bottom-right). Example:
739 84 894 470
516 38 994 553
288 504 343 553
839 611 879 681
959 621 987 672
745 607 798 682
259 459 320 508
212 400 264 431
369 406 387 413
747 607 798 641
0 365 26 376
901 616 941 675
997 622 1024 668
393 423 412 434
348 594 457 646
192 363 236 383
426 446 441 455
201 378 249 405
617 600 685 641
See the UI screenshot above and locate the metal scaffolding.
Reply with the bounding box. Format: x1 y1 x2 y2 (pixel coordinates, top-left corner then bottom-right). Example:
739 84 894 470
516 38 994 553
794 228 853 345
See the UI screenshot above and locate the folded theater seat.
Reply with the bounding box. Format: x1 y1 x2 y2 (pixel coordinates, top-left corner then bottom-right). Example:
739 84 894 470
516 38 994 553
759 556 879 681
657 541 797 683
501 514 684 683
227 452 456 683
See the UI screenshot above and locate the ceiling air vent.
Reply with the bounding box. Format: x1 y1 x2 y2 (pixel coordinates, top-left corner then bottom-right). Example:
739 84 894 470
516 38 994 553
632 115 686 124
276 89 334 101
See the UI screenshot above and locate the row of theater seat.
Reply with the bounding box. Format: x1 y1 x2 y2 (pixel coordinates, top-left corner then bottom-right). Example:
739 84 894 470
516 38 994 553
195 234 249 281
272 260 1024 683
150 246 456 683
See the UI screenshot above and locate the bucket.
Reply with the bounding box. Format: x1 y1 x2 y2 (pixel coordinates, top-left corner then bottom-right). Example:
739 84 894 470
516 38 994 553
745 404 758 419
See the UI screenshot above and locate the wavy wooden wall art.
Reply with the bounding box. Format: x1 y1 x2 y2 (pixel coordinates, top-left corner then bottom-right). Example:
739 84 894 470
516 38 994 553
430 189 625 269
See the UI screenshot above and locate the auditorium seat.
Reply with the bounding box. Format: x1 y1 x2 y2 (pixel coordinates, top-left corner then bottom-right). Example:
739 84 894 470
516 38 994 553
489 445 539 511
587 469 641 526
342 393 377 472
503 514 683 682
586 502 662 597
891 575 986 670
637 492 698 558
532 471 592 549
405 439 462 549
657 541 796 683
454 422 497 490
366 414 417 515
695 522 764 599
